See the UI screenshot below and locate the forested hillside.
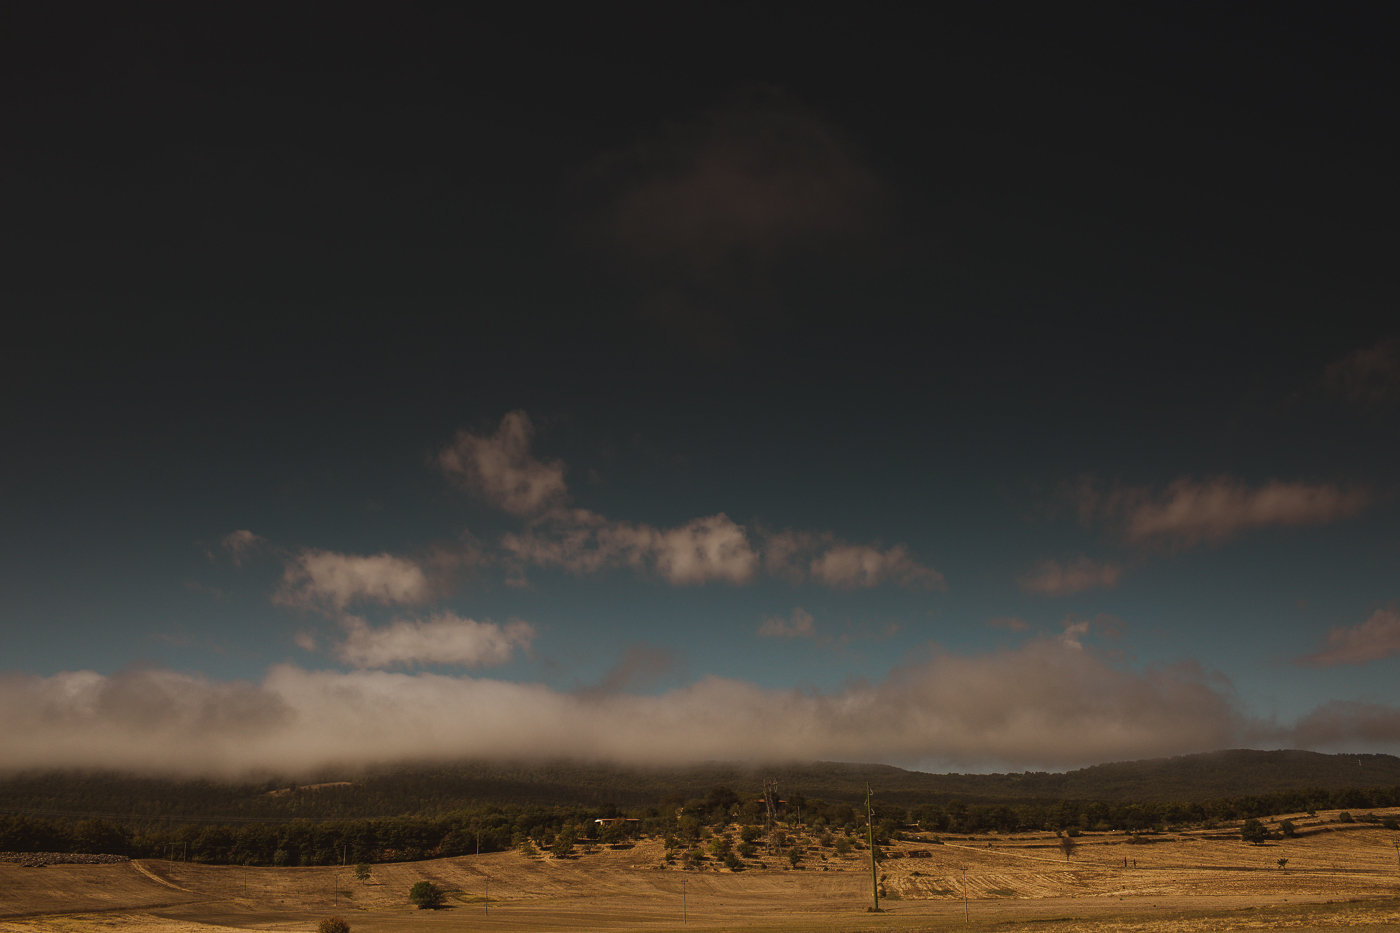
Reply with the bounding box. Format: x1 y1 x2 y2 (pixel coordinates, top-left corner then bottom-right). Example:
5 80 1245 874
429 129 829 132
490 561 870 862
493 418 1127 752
2 750 1398 866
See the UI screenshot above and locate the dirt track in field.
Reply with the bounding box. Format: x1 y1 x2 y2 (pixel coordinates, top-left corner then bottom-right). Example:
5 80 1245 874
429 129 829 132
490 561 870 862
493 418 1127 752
2 808 1398 932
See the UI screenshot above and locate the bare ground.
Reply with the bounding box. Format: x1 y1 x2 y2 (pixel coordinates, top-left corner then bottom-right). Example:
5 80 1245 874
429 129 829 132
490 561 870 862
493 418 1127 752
2 808 1397 932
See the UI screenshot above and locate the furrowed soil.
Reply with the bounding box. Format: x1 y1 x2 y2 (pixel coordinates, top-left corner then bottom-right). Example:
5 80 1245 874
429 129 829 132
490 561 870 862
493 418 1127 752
2 809 1398 932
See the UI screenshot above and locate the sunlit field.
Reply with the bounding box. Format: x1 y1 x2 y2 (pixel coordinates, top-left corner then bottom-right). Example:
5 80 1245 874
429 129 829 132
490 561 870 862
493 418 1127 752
3 809 1398 932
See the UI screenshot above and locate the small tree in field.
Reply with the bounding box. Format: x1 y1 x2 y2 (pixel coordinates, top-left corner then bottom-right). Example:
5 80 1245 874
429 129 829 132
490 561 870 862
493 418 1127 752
1058 834 1077 862
1277 858 1289 870
353 862 371 884
409 881 446 909
317 917 350 933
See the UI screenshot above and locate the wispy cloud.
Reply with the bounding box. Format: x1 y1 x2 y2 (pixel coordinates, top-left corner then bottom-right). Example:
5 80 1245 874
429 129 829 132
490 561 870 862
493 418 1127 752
584 86 883 351
274 549 433 612
762 530 944 590
1296 608 1400 668
1076 475 1370 548
1289 700 1400 747
758 607 816 639
334 613 534 669
596 85 881 277
438 411 568 516
1018 556 1121 596
577 644 679 697
1322 336 1400 405
220 529 265 566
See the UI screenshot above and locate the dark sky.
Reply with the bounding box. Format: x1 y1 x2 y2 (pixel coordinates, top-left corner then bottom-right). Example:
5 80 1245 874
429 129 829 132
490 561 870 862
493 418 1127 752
2 5 1397 775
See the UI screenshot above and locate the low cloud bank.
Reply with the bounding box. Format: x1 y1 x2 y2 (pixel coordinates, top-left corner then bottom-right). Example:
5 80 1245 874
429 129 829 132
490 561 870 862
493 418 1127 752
1 637 1343 777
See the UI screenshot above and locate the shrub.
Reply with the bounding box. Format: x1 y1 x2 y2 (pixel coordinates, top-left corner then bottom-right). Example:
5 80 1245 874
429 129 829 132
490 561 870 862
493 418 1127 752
409 880 445 909
317 917 350 933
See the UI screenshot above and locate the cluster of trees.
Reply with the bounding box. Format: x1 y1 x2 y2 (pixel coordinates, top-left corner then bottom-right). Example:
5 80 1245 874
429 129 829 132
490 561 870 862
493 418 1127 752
4 781 1398 866
0 803 641 866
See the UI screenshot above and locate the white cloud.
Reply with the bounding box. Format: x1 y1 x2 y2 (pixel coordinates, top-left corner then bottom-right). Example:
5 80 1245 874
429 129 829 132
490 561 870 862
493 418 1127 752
1059 620 1091 650
1297 608 1400 668
437 411 567 516
502 509 757 585
810 543 944 590
335 613 534 669
432 413 939 593
1018 556 1122 596
275 549 432 612
0 639 1261 776
1076 475 1370 548
652 513 758 584
758 607 815 639
221 529 264 566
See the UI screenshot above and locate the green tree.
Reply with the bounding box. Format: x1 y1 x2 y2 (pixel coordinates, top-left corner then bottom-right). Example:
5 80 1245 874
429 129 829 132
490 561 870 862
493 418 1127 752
317 917 350 933
353 862 371 884
1241 819 1269 845
409 880 445 909
551 825 576 859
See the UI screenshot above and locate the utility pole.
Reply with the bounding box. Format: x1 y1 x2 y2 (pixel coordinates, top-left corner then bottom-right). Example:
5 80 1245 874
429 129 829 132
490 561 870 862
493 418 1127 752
866 784 879 912
682 876 688 924
961 866 969 922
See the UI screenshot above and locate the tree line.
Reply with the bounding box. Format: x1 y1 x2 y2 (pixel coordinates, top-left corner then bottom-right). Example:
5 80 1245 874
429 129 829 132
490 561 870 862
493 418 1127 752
3 782 1397 866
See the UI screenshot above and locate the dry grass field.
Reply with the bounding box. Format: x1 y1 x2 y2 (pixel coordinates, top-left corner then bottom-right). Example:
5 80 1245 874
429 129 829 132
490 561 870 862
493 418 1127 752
2 809 1398 932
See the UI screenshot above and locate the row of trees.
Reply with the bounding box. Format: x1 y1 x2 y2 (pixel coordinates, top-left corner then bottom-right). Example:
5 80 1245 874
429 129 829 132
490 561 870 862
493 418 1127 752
0 803 640 866
4 782 1398 866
